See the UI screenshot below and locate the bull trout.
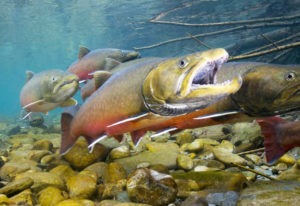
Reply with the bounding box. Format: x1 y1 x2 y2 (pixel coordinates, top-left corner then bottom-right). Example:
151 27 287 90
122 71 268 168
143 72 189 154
61 49 241 154
257 117 300 164
106 62 300 143
67 46 140 80
20 70 79 115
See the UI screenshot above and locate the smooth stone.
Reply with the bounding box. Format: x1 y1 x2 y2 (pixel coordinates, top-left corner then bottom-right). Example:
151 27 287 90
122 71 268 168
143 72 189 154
114 142 179 173
0 194 13 205
277 164 300 180
38 186 65 206
32 139 54 151
172 171 248 198
213 141 248 165
0 177 33 196
175 130 194 145
186 140 204 152
15 171 64 192
127 168 177 206
180 195 208 206
149 164 170 174
101 180 127 199
28 150 52 162
0 160 40 181
109 145 131 160
98 200 151 206
10 189 34 206
66 173 97 199
238 181 300 205
275 162 288 171
245 154 262 165
207 191 239 206
177 154 194 170
56 199 95 206
193 159 225 171
103 162 127 184
62 138 109 170
83 162 107 180
231 122 262 145
192 125 230 141
278 153 296 165
242 171 256 181
50 165 77 183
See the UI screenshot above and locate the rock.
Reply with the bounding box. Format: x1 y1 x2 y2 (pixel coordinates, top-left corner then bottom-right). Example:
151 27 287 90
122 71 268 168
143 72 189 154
186 139 204 152
32 139 54 151
277 164 300 180
149 164 170 174
278 153 296 165
101 180 127 199
0 177 33 196
206 191 239 206
103 162 127 184
62 138 109 170
28 150 52 162
84 162 107 180
66 172 97 199
193 159 225 172
109 145 131 160
238 180 300 205
0 160 40 181
245 154 261 165
50 165 77 183
274 162 288 171
98 200 151 206
56 199 95 206
177 154 194 170
175 130 194 145
172 171 248 198
38 186 65 206
213 141 248 165
127 168 177 206
180 195 208 206
230 122 262 147
15 171 64 192
0 194 13 205
114 142 179 173
6 125 21 136
10 189 34 206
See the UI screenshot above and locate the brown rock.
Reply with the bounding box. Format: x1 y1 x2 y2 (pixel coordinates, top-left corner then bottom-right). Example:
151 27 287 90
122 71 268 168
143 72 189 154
50 165 77 183
127 168 177 206
0 177 33 196
62 138 108 170
66 173 97 199
38 186 65 206
83 162 107 180
32 139 54 151
10 189 34 206
103 162 127 184
28 150 52 162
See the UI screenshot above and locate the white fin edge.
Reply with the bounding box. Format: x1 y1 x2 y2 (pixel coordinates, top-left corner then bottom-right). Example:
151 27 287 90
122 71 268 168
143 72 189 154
106 113 149 128
22 99 44 109
88 135 108 153
150 127 178 138
193 111 239 120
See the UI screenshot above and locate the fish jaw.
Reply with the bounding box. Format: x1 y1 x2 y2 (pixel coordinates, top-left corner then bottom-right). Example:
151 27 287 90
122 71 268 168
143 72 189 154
143 48 238 116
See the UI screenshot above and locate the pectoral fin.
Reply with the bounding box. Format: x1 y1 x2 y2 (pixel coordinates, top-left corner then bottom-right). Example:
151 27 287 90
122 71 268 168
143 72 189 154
104 58 121 70
60 98 78 107
23 99 45 109
93 70 112 89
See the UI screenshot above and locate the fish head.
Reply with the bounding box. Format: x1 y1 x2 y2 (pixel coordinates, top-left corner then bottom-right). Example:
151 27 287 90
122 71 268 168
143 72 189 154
142 48 242 115
232 64 300 116
109 49 140 62
20 70 79 113
45 70 79 103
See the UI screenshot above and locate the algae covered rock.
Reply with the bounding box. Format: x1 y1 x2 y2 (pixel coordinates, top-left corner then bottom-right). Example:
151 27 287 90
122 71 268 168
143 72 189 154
38 186 65 206
177 154 194 170
32 139 54 151
0 177 33 196
49 165 77 183
56 199 95 206
103 162 127 184
62 138 108 170
10 189 34 206
126 168 177 206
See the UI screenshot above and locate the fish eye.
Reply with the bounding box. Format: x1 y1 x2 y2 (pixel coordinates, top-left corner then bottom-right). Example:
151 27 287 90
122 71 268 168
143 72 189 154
51 76 58 82
178 59 188 68
285 72 296 81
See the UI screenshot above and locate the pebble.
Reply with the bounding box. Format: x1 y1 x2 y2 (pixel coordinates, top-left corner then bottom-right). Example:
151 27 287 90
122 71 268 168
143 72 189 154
38 186 65 206
206 191 239 206
0 177 33 196
177 154 194 170
109 145 131 159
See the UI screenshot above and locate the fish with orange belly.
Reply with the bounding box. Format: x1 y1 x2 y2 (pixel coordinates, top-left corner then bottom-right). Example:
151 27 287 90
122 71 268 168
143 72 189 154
257 117 300 164
60 49 241 154
67 46 140 81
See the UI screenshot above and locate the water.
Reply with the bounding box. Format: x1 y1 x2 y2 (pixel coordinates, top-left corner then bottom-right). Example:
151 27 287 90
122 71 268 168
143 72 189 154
0 0 299 119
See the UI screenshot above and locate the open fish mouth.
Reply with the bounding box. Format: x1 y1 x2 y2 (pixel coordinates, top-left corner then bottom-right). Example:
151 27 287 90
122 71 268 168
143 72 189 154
53 76 79 95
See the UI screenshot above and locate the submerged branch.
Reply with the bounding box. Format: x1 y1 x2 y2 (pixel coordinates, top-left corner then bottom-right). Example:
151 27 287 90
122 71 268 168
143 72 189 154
229 41 300 61
150 13 300 27
134 21 300 50
231 162 277 180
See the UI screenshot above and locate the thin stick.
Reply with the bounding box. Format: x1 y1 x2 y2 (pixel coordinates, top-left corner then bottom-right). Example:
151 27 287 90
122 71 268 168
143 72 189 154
186 32 212 49
260 34 279 49
231 162 276 180
151 13 300 27
134 21 300 50
229 41 300 61
237 148 265 155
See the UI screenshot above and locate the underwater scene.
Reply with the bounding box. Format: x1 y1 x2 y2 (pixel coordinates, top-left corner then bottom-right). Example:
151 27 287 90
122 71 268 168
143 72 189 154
0 0 300 205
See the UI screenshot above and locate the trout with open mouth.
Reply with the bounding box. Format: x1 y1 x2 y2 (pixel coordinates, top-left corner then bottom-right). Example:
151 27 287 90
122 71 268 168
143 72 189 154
60 49 242 154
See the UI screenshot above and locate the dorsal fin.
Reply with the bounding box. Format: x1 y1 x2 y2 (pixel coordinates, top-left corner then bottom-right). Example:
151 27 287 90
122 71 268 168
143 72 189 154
25 71 35 82
78 46 90 59
93 70 112 89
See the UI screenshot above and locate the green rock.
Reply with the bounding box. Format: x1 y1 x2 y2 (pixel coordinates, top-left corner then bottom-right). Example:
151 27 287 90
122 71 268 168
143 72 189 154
177 154 194 170
10 189 34 206
50 165 77 183
238 181 300 205
103 162 127 184
66 173 97 199
38 186 65 206
32 139 54 151
0 177 33 196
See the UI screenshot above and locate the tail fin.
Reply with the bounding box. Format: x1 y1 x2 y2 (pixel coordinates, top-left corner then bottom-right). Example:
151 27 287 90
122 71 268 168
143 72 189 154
60 105 80 154
257 117 289 164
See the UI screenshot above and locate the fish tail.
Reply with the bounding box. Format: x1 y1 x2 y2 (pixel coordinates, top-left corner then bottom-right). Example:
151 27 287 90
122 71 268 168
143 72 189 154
257 117 289 164
60 106 80 154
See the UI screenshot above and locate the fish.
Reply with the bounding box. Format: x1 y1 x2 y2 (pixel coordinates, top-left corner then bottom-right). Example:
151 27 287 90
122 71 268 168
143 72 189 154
60 49 241 154
20 70 79 115
257 117 300 164
67 46 140 80
105 62 300 143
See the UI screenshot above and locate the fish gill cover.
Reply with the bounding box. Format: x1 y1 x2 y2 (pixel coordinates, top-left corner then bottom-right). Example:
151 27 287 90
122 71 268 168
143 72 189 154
0 0 299 119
